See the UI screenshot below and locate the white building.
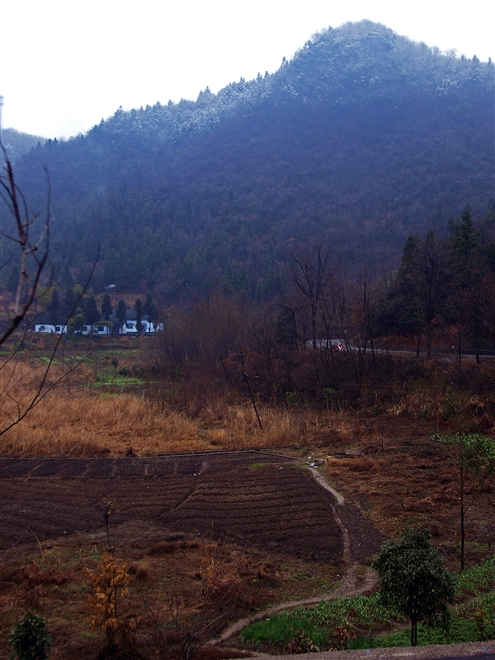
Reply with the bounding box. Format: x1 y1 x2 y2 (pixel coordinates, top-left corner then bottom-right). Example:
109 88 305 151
34 324 68 334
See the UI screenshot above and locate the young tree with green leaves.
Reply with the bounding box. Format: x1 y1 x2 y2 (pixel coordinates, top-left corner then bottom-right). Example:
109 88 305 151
373 527 456 647
8 612 52 660
435 432 495 571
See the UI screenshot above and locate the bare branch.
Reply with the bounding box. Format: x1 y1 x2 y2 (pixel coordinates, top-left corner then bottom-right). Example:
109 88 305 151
0 142 101 442
0 142 50 344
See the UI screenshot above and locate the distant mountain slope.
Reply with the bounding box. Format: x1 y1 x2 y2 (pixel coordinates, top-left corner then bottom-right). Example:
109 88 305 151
8 20 495 298
1 128 45 162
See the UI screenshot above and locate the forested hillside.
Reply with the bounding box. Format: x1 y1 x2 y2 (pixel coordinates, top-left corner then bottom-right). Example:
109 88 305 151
3 20 494 300
1 128 46 162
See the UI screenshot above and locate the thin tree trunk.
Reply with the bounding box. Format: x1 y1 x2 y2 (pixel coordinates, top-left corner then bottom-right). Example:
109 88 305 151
460 461 465 571
411 616 418 646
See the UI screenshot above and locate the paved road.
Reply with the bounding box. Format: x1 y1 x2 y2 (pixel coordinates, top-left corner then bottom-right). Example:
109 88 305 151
244 642 495 660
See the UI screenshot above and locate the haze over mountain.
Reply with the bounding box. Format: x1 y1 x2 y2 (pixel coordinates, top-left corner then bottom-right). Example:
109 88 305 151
0 128 46 162
5 20 495 300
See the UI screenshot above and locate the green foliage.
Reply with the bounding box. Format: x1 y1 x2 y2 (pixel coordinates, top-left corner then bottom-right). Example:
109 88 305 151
285 391 297 407
242 593 391 646
443 387 463 420
322 388 336 409
456 555 495 595
453 555 495 633
242 614 328 648
436 433 495 477
377 616 494 647
8 612 52 660
264 558 495 652
373 527 456 646
434 434 495 570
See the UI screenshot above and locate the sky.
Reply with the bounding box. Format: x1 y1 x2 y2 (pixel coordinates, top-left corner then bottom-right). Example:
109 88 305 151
1 0 494 140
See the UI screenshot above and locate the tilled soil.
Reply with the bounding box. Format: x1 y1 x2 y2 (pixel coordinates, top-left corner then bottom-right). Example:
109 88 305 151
0 452 384 564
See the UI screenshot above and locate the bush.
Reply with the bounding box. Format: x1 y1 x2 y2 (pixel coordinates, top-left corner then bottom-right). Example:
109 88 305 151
8 612 51 660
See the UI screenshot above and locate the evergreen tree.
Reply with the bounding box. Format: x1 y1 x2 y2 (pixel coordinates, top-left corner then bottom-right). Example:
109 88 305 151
134 298 143 333
101 294 113 321
63 286 77 320
116 299 127 329
48 288 60 325
60 263 74 289
449 209 479 272
448 210 487 364
142 293 157 322
85 296 100 326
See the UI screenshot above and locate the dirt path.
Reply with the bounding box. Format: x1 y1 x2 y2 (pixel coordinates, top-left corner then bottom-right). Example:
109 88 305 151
214 468 380 645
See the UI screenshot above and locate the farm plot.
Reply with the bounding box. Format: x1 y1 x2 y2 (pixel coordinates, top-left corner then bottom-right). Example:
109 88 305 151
0 452 357 563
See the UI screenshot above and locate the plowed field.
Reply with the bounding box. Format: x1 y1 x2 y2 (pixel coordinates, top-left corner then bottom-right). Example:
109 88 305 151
0 452 382 563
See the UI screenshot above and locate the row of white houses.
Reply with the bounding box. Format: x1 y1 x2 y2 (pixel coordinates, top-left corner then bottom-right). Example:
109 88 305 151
34 319 163 335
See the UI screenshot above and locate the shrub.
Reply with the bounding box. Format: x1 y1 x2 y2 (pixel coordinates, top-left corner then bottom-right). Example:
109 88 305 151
8 612 51 660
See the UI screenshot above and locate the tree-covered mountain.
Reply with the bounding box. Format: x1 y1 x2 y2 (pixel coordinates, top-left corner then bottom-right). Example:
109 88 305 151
1 128 46 162
5 20 495 300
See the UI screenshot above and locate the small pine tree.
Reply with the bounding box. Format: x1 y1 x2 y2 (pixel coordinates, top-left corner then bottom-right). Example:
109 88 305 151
48 288 60 325
63 286 77 320
101 294 113 321
134 298 143 333
142 293 157 323
116 300 127 330
60 262 74 289
85 296 100 326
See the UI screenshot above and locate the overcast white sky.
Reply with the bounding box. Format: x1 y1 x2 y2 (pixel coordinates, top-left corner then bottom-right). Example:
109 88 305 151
0 0 493 139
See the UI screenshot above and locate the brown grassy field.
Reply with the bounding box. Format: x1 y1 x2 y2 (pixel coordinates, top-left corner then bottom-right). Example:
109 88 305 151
0 350 362 456
2 345 495 658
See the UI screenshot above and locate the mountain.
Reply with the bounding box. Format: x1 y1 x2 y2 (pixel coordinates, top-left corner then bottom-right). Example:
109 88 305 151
1 128 46 162
5 20 495 300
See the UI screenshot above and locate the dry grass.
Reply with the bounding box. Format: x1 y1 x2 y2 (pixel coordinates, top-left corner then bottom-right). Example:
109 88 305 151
0 377 356 456
3 350 495 459
0 350 365 455
0 531 291 660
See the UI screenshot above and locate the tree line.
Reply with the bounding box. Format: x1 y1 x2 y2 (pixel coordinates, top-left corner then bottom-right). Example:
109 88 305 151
148 207 495 411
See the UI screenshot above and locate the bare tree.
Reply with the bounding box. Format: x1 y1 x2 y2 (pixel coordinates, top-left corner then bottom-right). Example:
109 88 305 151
348 269 383 357
0 144 99 440
290 242 338 349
